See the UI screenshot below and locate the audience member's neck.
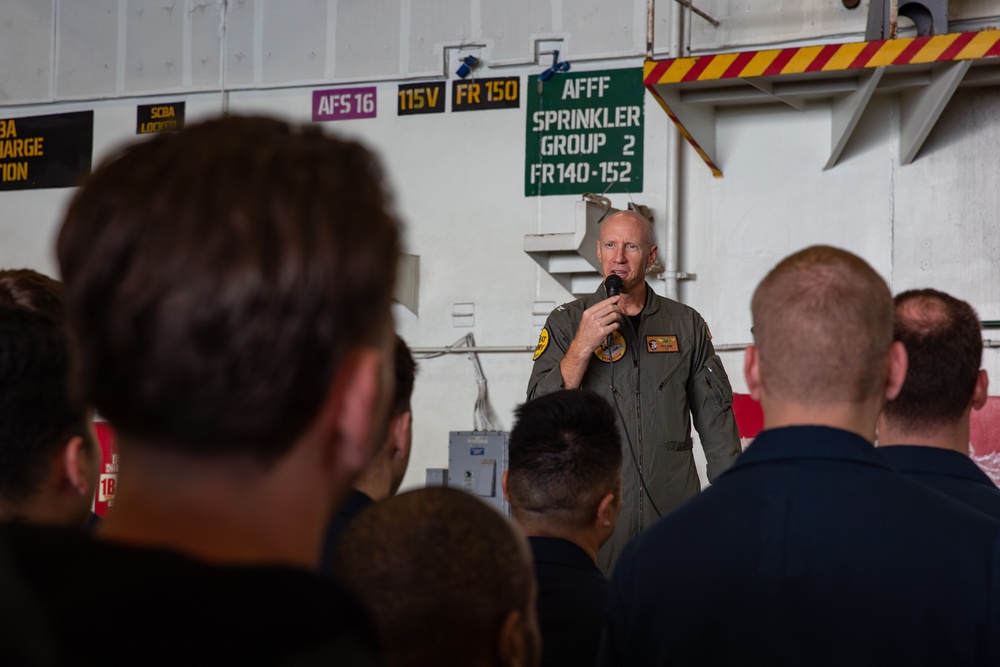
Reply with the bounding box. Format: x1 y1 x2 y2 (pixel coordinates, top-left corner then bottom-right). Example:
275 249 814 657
761 399 882 444
517 520 602 564
99 440 343 569
352 463 391 503
877 417 971 455
0 495 90 529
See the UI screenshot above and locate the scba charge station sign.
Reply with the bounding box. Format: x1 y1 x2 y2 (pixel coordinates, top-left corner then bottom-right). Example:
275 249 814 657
0 111 93 191
525 68 644 197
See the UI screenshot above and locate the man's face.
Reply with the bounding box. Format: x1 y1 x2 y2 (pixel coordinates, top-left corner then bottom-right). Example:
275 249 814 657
596 213 656 294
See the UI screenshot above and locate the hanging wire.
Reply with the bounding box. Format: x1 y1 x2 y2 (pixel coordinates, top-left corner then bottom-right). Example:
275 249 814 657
414 333 503 431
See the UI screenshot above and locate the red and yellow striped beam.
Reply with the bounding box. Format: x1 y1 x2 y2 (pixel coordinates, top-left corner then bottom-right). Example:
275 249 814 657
644 30 1000 177
648 93 723 177
644 30 1000 86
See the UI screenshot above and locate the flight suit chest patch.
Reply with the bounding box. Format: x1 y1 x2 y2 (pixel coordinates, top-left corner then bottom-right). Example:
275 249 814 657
646 335 679 353
594 331 627 363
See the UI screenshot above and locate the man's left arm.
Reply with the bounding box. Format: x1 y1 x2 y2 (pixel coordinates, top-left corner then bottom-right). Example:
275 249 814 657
686 319 741 483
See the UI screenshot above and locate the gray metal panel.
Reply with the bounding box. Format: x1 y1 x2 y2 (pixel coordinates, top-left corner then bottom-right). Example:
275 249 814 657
954 1 1000 20
448 431 509 516
409 0 471 75
0 1 55 102
652 0 675 55
55 0 117 98
221 0 255 85
261 0 327 83
334 0 401 79
561 0 640 57
687 1 861 52
124 0 184 92
893 87 1000 320
482 0 552 64
189 0 223 88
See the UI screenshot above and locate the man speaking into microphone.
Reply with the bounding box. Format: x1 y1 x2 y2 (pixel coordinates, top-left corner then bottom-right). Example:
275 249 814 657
527 209 740 571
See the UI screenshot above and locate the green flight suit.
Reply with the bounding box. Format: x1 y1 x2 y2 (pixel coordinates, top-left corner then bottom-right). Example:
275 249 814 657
527 282 741 572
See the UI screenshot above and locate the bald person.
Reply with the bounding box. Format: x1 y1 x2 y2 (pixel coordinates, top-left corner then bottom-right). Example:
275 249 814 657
527 209 740 570
600 246 1000 666
878 288 1000 519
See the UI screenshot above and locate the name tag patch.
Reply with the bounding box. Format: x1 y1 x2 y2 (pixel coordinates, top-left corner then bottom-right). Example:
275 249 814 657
646 335 679 353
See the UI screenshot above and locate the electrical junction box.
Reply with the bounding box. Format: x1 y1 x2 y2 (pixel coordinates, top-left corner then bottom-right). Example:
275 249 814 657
448 431 509 516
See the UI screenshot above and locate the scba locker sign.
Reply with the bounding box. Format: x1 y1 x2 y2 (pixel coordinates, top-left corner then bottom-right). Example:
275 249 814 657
525 68 644 197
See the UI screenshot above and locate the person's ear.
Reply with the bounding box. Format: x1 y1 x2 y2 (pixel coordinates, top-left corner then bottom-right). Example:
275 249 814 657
884 341 908 402
62 436 94 497
390 411 412 460
647 243 658 269
595 491 617 529
316 347 387 477
972 369 989 411
501 471 510 502
744 345 763 402
497 609 532 667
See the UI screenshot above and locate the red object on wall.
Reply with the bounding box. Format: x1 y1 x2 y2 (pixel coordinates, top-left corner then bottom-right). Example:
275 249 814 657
733 393 1000 488
93 422 119 517
732 393 764 439
970 397 1000 487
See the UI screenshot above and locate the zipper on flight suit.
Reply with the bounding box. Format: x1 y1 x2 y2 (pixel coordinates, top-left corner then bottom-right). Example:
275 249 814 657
628 311 643 533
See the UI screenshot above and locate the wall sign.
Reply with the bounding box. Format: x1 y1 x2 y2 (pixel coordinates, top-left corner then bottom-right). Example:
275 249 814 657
452 76 520 112
0 110 93 191
137 101 184 134
398 82 446 115
313 86 377 122
525 68 644 196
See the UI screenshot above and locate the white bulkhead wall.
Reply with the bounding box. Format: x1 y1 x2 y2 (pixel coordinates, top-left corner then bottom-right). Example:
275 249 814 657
0 1 999 491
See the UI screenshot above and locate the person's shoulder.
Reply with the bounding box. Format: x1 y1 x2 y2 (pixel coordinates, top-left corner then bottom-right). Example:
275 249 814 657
544 292 599 325
125 561 382 664
560 290 602 312
0 524 382 665
651 293 705 320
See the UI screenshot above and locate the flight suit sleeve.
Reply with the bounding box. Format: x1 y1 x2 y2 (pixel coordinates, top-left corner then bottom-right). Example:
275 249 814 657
525 307 578 400
686 318 741 483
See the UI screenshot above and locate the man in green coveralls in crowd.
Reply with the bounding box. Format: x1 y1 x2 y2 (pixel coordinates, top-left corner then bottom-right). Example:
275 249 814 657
527 210 741 571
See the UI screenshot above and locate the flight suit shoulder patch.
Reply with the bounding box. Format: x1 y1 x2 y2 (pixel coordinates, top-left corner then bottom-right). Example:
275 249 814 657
533 328 550 361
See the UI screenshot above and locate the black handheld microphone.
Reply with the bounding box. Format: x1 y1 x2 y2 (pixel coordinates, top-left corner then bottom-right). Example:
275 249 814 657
604 274 624 350
605 274 623 297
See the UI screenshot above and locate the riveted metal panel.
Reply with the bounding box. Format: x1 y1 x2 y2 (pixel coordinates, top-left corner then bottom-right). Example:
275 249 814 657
124 0 184 92
189 0 223 88
409 0 471 75
0 1 55 102
56 0 117 98
893 88 1000 320
482 0 552 64
221 0 254 85
561 0 641 57
262 0 326 83
686 1 860 52
335 0 401 79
